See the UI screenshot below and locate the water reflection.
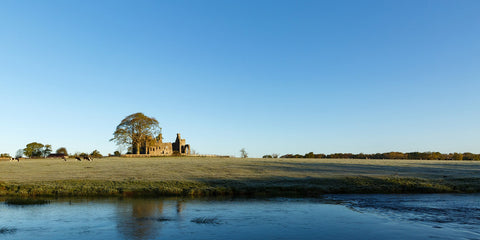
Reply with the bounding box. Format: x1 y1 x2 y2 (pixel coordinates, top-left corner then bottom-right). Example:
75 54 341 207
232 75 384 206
116 199 185 240
176 200 184 214
1 195 479 240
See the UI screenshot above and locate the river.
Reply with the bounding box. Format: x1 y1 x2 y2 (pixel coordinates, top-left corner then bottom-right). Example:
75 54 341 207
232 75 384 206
0 194 478 240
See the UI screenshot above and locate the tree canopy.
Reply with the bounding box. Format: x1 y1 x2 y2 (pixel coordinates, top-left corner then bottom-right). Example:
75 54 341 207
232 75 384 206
23 142 45 158
23 142 52 158
110 113 161 154
56 147 68 156
91 150 103 158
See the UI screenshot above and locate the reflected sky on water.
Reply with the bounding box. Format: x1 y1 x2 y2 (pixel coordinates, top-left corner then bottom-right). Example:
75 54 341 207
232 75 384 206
0 195 479 240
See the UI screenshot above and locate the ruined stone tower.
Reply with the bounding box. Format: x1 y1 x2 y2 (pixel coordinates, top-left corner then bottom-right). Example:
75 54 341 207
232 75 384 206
173 133 190 155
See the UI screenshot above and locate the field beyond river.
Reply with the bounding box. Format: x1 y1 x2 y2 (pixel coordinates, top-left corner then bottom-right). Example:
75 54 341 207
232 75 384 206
1 157 479 197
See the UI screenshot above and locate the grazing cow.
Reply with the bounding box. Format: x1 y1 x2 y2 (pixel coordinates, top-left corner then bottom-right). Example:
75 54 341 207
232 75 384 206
83 156 93 161
75 157 81 161
10 157 19 162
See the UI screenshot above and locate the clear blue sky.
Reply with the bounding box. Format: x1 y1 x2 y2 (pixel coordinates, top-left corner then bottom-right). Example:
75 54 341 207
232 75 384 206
1 0 479 157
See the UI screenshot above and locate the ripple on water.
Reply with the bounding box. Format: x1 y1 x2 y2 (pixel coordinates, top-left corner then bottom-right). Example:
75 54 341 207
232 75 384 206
0 196 479 240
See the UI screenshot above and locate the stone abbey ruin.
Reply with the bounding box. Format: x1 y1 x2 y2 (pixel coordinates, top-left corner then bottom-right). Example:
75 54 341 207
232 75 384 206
130 133 190 156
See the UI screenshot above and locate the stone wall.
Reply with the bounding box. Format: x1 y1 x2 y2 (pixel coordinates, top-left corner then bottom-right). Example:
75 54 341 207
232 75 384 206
148 142 173 156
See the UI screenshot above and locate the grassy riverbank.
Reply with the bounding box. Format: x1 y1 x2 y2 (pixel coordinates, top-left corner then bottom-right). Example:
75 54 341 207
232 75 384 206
1 157 479 197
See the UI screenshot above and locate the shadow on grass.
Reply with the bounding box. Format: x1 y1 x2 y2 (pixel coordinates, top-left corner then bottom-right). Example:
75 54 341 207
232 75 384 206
195 176 480 197
0 176 479 198
243 160 480 178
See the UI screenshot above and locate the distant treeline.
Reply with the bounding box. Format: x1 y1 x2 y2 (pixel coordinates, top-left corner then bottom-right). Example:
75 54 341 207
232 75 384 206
269 152 480 160
0 142 106 159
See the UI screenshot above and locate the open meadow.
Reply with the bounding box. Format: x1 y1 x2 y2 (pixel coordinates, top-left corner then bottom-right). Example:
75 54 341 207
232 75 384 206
1 157 479 197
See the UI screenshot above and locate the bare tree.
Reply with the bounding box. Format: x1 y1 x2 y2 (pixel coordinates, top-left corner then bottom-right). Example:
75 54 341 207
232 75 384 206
15 149 24 158
191 149 198 156
240 148 248 158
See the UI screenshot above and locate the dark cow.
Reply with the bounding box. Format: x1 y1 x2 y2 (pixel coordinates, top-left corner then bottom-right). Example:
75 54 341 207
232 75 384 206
75 157 82 161
83 156 93 161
